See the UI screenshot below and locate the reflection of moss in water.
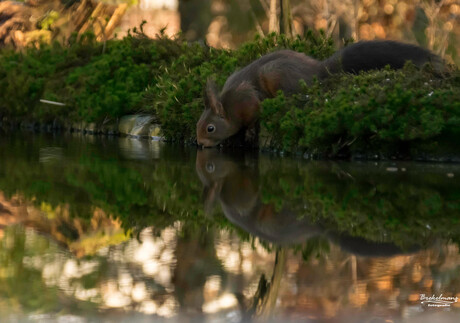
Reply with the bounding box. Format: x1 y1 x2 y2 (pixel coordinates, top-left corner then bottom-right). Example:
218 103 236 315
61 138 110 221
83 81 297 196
0 134 217 235
259 158 460 248
0 134 459 251
293 237 331 261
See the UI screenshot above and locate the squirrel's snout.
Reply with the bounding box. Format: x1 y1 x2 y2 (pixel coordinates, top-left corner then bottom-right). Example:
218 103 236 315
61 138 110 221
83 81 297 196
197 138 217 148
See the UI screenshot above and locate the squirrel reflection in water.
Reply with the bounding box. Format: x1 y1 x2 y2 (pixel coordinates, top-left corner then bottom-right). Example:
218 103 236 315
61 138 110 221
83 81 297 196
196 149 420 257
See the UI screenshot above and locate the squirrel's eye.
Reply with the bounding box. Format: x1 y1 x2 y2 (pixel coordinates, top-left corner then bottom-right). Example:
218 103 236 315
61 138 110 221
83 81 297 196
207 124 215 133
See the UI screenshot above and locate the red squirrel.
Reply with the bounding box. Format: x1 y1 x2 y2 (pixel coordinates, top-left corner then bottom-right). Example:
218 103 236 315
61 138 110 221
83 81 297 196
196 40 444 147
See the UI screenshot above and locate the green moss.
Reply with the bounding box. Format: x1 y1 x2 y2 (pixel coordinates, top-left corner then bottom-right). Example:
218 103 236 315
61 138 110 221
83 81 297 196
0 28 185 123
261 65 460 157
0 29 333 129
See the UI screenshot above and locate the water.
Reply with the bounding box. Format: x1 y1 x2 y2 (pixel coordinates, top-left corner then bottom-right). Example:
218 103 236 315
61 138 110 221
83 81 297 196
0 131 459 322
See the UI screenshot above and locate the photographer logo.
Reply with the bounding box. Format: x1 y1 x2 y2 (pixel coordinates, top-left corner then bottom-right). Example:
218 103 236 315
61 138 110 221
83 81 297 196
419 294 459 307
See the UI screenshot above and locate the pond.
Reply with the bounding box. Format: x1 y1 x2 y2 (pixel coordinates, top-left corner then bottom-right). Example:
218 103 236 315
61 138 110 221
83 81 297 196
0 131 459 322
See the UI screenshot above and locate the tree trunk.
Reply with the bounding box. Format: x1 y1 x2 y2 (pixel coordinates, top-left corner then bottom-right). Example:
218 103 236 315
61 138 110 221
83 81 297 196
268 0 278 33
178 0 212 41
103 3 128 40
352 0 359 40
279 0 293 37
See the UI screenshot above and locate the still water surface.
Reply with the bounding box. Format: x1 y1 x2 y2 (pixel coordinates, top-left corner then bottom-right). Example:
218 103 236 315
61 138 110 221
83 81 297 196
0 132 460 322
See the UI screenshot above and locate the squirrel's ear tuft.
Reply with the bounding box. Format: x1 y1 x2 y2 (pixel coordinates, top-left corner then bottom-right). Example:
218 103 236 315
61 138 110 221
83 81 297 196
205 78 226 117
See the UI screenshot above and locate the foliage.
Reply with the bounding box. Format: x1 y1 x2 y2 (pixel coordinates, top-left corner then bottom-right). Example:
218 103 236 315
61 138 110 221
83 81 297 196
0 27 185 123
0 28 459 157
0 29 333 132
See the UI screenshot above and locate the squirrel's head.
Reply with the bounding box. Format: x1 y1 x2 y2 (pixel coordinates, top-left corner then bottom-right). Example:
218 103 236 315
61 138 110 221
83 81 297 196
196 79 239 147
197 79 260 148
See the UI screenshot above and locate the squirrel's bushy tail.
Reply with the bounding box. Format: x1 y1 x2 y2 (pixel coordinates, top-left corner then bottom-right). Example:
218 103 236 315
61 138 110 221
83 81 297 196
320 40 446 78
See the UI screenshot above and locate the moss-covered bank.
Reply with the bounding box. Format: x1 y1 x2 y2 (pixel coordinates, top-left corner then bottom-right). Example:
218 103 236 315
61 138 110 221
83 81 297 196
260 66 460 160
0 27 459 159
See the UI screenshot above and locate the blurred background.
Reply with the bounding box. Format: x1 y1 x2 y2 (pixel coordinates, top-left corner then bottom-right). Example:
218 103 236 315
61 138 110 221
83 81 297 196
0 0 459 63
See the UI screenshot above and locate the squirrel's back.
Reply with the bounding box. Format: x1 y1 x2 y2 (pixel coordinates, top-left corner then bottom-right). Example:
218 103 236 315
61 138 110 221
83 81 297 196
222 50 320 97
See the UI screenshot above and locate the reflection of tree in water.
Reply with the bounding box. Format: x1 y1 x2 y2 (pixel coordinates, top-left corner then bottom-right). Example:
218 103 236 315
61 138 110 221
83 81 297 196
1 200 460 320
248 248 287 320
172 226 226 316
